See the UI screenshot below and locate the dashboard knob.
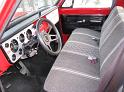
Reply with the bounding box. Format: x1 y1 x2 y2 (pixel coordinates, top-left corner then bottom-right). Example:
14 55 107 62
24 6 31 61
5 43 9 48
19 48 23 55
12 54 16 61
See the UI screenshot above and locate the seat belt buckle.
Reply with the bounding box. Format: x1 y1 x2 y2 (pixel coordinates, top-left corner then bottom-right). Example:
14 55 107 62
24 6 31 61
88 56 98 64
92 37 100 45
92 37 98 41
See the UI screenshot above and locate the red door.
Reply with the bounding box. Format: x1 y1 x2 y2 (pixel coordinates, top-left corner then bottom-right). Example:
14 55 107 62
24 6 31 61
57 0 124 43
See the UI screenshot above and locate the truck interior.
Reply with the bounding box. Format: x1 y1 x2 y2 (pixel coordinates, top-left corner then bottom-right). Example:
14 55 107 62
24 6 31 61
0 0 124 92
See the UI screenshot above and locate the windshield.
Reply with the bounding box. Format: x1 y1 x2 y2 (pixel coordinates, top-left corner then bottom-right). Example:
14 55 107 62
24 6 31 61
0 0 6 13
12 0 58 21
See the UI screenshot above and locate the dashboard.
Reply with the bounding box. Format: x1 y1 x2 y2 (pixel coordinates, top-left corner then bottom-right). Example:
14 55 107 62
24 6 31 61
1 7 59 64
2 25 36 63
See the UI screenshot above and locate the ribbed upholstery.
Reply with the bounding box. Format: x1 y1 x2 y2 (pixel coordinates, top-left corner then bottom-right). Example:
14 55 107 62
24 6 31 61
100 13 124 48
73 28 100 38
100 37 124 77
100 18 124 77
44 69 99 92
100 14 124 62
70 32 100 47
62 41 99 58
101 6 124 34
44 6 124 92
53 51 100 77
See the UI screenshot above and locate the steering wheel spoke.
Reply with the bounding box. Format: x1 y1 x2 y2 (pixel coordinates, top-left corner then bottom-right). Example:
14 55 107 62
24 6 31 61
47 24 52 34
47 44 53 51
49 34 58 42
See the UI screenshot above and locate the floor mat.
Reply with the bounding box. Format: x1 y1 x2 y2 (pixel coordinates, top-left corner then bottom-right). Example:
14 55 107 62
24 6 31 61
23 46 56 77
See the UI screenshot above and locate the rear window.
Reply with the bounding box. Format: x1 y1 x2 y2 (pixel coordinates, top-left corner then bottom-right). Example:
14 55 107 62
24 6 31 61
62 0 113 8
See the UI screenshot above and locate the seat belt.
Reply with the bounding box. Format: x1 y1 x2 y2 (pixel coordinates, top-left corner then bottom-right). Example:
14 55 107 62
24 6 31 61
0 79 5 92
97 40 124 92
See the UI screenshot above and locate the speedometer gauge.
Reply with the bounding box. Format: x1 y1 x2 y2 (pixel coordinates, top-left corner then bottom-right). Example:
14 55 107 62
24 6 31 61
10 39 19 53
26 29 32 40
19 34 25 43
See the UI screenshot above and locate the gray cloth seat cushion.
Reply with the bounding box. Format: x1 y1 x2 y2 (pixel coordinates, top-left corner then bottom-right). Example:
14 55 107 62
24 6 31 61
44 35 100 92
73 28 100 38
52 51 100 78
71 28 100 47
44 67 100 92
62 41 99 58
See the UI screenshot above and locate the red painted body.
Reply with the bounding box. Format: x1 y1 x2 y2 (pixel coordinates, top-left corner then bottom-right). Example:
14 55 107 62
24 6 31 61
116 0 124 6
39 22 49 32
59 8 111 15
57 0 65 7
0 0 16 31
0 49 12 75
0 0 16 75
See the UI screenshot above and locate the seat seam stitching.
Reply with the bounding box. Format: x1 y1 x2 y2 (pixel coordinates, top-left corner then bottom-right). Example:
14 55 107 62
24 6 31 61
68 41 99 49
72 32 100 39
100 19 124 49
62 50 94 58
52 66 100 80
101 12 124 35
100 38 124 70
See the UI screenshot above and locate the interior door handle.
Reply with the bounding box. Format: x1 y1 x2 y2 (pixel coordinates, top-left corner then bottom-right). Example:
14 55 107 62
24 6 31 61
90 20 101 23
77 19 86 23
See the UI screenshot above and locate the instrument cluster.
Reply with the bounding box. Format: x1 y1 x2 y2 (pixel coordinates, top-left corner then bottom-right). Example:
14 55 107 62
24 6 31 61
2 24 36 63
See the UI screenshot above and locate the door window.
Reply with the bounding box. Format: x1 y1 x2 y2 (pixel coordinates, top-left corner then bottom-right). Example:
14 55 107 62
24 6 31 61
62 0 113 8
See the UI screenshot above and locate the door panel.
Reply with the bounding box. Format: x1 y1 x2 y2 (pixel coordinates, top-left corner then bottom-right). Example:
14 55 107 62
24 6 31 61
59 7 111 34
61 15 107 34
58 0 113 35
59 8 110 34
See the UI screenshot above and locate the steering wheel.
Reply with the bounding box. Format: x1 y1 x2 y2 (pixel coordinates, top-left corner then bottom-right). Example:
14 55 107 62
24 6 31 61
36 18 62 55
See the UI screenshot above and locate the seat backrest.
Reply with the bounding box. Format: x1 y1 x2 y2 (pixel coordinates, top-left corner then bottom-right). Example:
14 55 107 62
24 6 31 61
100 6 124 48
100 13 124 77
101 6 124 34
